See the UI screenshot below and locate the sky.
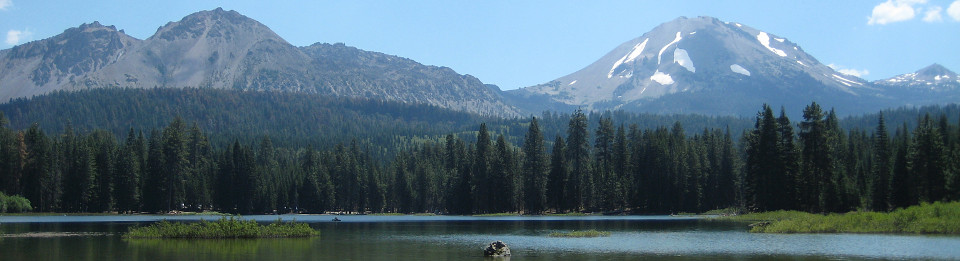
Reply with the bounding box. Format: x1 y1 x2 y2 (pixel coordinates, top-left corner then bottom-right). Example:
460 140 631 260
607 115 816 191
1 0 958 90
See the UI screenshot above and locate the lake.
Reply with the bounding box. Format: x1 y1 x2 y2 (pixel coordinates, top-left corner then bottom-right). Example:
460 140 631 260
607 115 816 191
1 215 959 260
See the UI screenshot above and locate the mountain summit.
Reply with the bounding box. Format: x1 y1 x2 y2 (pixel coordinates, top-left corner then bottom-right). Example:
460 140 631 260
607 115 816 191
0 8 517 116
507 16 874 115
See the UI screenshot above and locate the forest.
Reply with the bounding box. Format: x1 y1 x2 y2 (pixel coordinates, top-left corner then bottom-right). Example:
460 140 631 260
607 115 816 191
0 98 958 215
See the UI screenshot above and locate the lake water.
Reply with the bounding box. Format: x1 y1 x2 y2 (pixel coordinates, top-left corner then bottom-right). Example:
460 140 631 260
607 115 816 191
2 215 959 260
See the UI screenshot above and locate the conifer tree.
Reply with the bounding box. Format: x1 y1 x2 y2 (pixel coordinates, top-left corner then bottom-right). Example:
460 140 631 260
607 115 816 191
566 110 591 211
872 113 891 211
522 118 547 214
547 135 566 212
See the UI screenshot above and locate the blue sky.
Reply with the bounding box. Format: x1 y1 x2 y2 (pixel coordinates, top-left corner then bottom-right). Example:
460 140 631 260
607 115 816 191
2 0 958 90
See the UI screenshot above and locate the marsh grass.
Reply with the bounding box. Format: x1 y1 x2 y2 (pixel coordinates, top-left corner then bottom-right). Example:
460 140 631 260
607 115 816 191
124 217 320 239
548 229 611 238
728 201 960 234
544 212 594 216
473 213 521 217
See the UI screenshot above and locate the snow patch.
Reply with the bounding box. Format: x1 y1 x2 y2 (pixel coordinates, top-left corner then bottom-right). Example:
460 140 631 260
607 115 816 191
608 38 649 78
797 60 806 66
757 32 787 57
650 70 674 85
735 23 742 27
775 38 785 43
673 48 695 73
935 75 942 81
730 64 751 76
569 80 577 85
689 31 697 35
832 74 862 86
658 32 682 65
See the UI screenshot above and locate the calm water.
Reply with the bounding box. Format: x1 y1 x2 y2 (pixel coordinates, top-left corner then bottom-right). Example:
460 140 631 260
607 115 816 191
1 215 959 260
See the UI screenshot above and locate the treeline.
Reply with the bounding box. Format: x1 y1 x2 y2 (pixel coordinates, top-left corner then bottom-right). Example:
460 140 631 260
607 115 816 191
0 88 756 161
0 109 738 214
743 103 960 213
0 103 958 214
0 87 485 157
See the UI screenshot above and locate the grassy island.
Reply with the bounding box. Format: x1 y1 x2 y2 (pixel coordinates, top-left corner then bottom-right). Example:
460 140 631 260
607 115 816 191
125 217 320 239
727 201 960 234
548 229 611 238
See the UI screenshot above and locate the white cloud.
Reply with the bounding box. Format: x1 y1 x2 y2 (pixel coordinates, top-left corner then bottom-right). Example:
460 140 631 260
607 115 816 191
949 0 960 21
0 0 11 11
923 6 944 21
923 6 943 22
868 0 927 25
6 29 33 46
828 64 870 78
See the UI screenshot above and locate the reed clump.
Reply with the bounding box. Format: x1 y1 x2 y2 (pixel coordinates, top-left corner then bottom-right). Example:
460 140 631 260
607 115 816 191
548 229 611 238
125 217 320 239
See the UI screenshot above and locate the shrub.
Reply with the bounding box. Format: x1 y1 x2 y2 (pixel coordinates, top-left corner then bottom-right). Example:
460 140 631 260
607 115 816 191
0 192 32 213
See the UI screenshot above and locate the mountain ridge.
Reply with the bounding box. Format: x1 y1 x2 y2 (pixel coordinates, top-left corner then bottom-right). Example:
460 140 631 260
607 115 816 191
0 8 519 117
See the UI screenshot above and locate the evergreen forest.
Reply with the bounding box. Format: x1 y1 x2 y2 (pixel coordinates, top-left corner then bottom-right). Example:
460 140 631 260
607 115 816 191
0 89 958 215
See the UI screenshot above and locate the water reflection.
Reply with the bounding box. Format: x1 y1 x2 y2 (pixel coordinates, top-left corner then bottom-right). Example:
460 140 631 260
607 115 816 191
127 238 318 260
1 216 959 260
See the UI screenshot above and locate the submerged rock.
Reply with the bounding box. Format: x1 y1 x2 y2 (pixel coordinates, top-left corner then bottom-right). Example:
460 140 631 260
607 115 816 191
483 241 511 257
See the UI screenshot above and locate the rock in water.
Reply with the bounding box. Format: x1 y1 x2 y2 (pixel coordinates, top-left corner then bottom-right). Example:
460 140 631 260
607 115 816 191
483 241 511 257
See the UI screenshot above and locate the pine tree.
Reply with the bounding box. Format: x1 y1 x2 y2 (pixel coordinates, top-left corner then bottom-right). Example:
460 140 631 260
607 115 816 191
612 124 629 211
491 135 517 213
776 107 799 210
566 109 591 211
909 114 947 203
114 129 142 213
521 118 547 214
547 135 566 213
872 113 892 211
798 102 833 212
473 123 491 213
594 117 616 211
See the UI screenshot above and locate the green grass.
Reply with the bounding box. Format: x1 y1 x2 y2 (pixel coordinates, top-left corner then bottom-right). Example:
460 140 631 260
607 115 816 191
369 213 405 216
702 207 741 215
124 217 320 239
544 212 596 216
473 213 521 217
724 201 960 234
548 229 611 238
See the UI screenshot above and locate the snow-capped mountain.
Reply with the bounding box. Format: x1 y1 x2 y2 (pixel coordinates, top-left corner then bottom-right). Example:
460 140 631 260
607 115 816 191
506 16 879 116
872 64 960 107
876 64 959 90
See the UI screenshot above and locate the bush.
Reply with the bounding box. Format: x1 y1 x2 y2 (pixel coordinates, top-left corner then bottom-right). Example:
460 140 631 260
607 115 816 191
0 192 32 213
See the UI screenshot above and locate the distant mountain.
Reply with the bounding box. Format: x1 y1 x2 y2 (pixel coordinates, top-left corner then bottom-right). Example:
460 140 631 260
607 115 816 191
875 63 959 89
0 8 518 116
871 64 960 108
506 16 957 116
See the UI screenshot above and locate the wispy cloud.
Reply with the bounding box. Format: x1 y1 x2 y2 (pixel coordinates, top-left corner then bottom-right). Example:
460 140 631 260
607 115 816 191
923 6 944 22
6 29 32 46
0 0 12 10
949 0 960 21
828 64 870 78
868 0 926 25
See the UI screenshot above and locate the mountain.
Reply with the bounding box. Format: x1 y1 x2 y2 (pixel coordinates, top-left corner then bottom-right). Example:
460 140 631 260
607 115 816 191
0 22 140 99
875 63 959 89
871 64 960 108
0 8 517 116
506 16 890 116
